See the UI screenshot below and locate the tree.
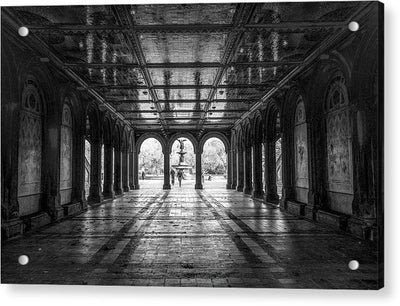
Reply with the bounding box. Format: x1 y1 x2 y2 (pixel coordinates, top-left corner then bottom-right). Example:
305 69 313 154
139 138 163 175
202 138 227 175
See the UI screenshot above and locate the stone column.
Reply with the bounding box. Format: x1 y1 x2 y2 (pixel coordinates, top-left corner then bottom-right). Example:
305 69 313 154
102 144 114 199
243 146 253 195
252 142 264 199
195 150 203 189
128 151 135 189
231 149 237 190
114 148 123 195
88 140 103 203
133 149 139 189
264 141 279 203
73 134 86 206
163 148 171 190
236 149 244 192
122 149 130 192
226 149 232 189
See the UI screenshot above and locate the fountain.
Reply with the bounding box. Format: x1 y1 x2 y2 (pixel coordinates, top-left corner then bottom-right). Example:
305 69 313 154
172 138 192 173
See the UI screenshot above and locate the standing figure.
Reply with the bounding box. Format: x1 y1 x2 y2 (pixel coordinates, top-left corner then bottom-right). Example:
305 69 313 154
170 168 176 185
141 170 145 180
177 170 183 187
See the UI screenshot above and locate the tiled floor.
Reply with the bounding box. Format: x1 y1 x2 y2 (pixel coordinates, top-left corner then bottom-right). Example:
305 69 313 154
1 182 379 289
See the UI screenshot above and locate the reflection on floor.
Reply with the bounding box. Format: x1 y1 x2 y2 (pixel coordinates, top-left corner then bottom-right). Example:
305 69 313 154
1 183 378 288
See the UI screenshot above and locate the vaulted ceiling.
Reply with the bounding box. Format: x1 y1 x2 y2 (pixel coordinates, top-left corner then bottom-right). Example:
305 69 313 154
5 2 366 136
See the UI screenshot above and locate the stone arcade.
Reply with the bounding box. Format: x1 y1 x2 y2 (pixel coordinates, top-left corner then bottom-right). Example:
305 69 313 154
1 2 383 288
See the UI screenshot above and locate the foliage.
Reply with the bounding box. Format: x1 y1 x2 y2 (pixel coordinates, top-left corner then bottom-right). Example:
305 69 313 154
139 138 164 175
138 137 228 175
202 138 227 175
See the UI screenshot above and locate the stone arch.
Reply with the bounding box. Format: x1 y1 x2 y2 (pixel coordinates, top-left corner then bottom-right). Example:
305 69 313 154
253 110 264 144
199 132 230 154
264 101 281 142
168 132 198 154
129 131 135 153
236 126 244 151
121 127 130 152
17 58 55 116
112 122 123 150
136 132 167 154
59 99 74 205
102 114 113 147
324 70 354 207
17 74 47 216
242 119 252 148
85 102 101 144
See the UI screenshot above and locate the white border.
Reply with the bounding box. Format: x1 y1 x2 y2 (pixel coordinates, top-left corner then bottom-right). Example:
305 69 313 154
1 0 399 305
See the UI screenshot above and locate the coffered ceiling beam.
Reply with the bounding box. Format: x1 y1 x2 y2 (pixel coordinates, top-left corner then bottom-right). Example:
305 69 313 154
1 8 132 129
64 60 301 69
197 3 257 131
233 1 373 129
111 6 168 132
119 109 248 114
27 21 346 33
90 83 275 89
108 99 257 104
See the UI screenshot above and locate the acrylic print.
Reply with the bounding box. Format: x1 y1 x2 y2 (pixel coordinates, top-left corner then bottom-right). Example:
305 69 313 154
1 1 383 289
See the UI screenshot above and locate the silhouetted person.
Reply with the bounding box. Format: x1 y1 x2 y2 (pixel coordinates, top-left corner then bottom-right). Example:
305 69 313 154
170 168 175 185
177 170 183 187
141 170 145 180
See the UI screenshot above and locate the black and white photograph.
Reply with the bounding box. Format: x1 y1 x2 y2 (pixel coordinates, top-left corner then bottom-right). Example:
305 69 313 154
1 0 384 291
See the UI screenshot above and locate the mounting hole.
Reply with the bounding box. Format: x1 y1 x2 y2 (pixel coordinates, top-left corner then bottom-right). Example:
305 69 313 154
18 26 29 37
348 21 359 32
348 260 359 270
18 255 29 265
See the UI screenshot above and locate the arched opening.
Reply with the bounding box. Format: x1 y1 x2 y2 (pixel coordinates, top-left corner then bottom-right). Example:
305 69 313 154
139 138 164 189
275 136 282 198
59 102 73 205
18 79 44 216
293 97 309 203
202 137 227 189
84 115 91 200
101 144 104 193
324 73 354 214
262 143 266 190
170 137 195 188
264 107 282 204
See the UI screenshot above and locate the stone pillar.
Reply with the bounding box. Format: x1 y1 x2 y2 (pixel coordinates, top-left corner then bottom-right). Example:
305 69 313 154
226 149 232 189
102 144 114 199
264 141 279 204
133 149 139 189
73 134 86 206
88 140 103 203
231 149 237 190
163 148 171 190
122 149 130 192
195 150 203 189
243 146 253 195
114 148 123 195
128 151 135 189
252 142 264 199
236 149 244 192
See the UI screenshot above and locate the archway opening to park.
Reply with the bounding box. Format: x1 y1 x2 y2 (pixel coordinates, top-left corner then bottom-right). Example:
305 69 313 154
275 137 282 198
138 138 164 189
170 137 195 189
202 137 227 189
84 138 91 200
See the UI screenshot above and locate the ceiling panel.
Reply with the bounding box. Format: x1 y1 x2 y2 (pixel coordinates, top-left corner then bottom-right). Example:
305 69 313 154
141 33 228 63
155 88 210 100
149 67 219 86
250 2 359 23
7 2 365 133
